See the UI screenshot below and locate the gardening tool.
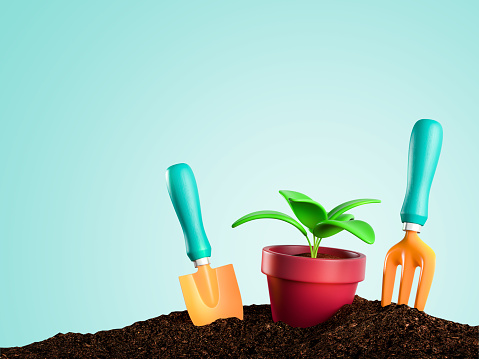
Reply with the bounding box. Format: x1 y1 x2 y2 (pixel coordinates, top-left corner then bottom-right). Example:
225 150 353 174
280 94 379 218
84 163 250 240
381 119 442 311
166 163 243 326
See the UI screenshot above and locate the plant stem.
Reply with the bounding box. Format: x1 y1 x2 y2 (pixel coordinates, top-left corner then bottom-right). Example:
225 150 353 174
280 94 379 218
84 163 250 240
313 237 323 258
305 234 313 257
312 235 317 258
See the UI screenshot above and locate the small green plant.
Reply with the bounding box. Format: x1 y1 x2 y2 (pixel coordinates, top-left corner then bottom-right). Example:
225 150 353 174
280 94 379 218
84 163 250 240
232 190 380 258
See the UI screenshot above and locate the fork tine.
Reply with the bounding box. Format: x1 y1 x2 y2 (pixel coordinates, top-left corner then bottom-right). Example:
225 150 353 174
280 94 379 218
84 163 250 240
414 255 436 311
398 260 416 305
381 253 398 307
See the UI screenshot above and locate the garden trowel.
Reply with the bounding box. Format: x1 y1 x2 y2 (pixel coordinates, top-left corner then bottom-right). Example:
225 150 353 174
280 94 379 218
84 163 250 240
166 163 243 326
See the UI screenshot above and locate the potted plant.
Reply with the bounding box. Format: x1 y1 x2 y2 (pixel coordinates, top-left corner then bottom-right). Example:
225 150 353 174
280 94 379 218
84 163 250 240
232 190 380 328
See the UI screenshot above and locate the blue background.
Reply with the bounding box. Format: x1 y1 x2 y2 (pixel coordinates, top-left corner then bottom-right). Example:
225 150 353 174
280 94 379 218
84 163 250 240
1 1 478 347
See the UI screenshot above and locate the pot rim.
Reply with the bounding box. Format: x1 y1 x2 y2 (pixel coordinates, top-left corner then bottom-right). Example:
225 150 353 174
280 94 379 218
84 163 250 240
264 245 366 261
261 245 366 284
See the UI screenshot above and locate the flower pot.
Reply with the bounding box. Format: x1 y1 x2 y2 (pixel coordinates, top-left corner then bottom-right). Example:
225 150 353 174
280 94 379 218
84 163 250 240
261 245 366 328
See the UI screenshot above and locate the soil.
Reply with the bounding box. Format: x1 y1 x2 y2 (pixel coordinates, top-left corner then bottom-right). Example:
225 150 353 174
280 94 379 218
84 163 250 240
295 252 343 259
1 296 477 358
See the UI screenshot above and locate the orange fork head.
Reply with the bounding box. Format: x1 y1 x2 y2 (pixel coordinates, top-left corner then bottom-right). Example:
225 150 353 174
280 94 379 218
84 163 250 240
381 230 436 311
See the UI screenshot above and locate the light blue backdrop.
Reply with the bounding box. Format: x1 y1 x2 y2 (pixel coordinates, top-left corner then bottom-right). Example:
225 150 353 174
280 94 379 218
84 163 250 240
1 1 478 348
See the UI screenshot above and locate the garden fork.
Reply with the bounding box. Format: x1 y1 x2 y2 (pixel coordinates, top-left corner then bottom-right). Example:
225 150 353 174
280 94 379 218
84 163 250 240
382 119 443 311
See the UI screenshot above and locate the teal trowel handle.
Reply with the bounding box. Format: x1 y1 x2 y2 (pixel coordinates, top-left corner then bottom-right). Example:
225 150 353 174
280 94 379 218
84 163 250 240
166 163 211 262
400 119 443 226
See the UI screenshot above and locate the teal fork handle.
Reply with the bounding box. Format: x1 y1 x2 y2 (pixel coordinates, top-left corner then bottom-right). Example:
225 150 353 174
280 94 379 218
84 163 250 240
400 119 443 226
166 163 212 262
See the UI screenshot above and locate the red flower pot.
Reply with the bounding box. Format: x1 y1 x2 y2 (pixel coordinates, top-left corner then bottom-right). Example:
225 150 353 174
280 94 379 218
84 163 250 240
261 245 366 328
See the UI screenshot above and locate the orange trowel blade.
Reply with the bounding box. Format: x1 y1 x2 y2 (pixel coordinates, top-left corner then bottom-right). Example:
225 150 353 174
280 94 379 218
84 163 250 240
179 263 243 326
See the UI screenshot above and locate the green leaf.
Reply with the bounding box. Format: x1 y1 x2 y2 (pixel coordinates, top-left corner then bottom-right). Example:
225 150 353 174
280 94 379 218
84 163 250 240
313 219 375 244
328 199 381 220
232 210 307 237
287 198 328 231
311 214 354 237
337 213 354 221
279 190 312 210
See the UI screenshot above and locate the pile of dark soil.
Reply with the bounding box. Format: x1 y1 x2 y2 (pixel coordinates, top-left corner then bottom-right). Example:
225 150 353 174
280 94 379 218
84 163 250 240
2 296 477 358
